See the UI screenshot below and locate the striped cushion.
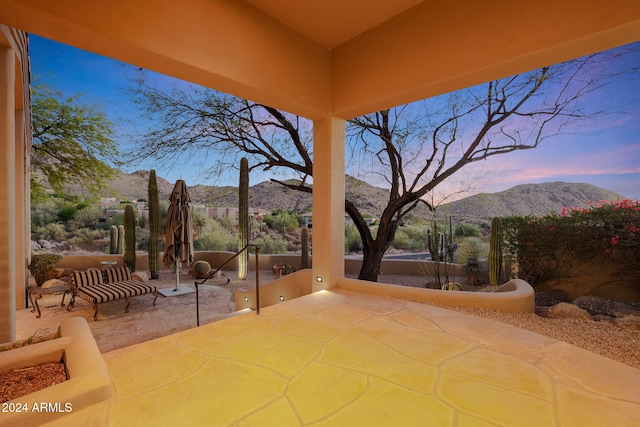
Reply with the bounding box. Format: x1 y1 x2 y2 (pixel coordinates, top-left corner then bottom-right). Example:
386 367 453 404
103 267 132 283
72 269 104 289
77 280 157 304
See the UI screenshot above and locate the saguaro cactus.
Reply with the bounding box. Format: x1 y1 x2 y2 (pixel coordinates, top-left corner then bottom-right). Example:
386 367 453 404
109 225 118 254
489 216 503 286
446 215 455 262
148 170 160 279
124 204 136 272
117 225 125 254
238 157 249 280
301 227 309 269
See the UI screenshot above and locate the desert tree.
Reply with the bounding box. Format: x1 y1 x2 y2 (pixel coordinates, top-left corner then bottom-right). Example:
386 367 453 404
126 44 639 281
31 82 120 200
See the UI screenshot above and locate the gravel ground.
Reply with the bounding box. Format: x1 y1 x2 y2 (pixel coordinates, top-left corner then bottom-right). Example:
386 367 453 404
378 274 640 370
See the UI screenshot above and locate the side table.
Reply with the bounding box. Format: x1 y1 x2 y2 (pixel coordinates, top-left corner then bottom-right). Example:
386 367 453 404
28 283 72 318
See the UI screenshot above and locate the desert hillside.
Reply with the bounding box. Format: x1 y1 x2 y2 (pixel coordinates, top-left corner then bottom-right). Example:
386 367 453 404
96 171 625 223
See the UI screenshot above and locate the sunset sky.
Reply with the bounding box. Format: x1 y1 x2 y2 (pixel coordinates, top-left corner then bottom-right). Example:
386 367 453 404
29 35 640 200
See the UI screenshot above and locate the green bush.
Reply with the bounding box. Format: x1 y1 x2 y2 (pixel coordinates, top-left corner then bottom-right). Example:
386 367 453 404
31 199 58 228
32 223 67 241
252 236 288 254
194 231 237 252
263 210 301 232
136 227 150 252
68 206 104 231
391 228 410 250
391 226 429 251
56 205 78 223
28 253 63 286
503 199 640 287
194 218 237 251
454 222 480 238
345 223 363 253
68 228 108 252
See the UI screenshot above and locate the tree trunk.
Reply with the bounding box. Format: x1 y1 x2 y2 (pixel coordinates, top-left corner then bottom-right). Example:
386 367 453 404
358 241 387 281
347 198 400 282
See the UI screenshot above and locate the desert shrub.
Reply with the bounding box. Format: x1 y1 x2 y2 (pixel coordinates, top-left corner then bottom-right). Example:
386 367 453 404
28 253 63 286
391 228 410 250
392 226 428 251
137 214 148 229
32 222 67 241
345 223 363 253
190 210 210 239
457 237 487 285
214 213 236 232
136 227 150 252
194 229 236 252
68 206 104 230
252 236 288 254
263 210 301 232
56 204 78 222
31 199 58 228
454 222 480 238
67 228 108 251
503 199 640 286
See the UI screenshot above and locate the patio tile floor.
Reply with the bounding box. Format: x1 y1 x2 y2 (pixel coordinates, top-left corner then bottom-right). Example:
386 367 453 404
16 287 640 426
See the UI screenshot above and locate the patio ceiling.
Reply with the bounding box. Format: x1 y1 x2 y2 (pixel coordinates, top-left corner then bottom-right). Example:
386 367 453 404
2 1 640 119
245 0 424 49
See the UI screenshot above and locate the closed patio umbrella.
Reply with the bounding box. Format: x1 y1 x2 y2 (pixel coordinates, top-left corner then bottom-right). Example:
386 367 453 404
160 179 195 296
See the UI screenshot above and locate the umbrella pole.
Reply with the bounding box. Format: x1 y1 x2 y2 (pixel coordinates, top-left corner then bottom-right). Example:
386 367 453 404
175 193 182 291
175 259 180 291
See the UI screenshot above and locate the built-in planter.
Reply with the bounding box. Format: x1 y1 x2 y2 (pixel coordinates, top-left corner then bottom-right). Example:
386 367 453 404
0 317 113 427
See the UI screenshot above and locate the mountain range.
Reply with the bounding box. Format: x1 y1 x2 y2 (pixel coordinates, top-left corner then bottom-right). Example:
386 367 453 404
102 170 625 224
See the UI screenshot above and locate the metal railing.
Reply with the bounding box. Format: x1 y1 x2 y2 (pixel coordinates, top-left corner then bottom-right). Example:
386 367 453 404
194 244 261 326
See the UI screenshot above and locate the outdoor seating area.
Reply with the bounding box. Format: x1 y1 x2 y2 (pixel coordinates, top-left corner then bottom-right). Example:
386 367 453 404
69 267 158 321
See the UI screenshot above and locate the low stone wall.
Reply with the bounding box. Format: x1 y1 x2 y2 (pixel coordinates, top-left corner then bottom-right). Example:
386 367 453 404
234 269 533 313
56 252 472 278
235 269 313 311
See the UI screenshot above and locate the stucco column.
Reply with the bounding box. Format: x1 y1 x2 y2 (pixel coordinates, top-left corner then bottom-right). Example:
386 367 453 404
14 109 26 310
0 46 16 342
312 116 345 291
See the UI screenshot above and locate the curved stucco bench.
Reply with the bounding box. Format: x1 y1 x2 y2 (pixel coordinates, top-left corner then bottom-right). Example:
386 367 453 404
336 278 535 313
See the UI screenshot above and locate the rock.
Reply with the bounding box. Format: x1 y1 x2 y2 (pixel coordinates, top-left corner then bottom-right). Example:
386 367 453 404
593 314 616 324
546 302 593 320
535 306 552 317
37 239 54 250
31 241 41 250
535 289 568 306
41 279 68 289
132 271 149 282
613 315 640 331
572 296 640 318
45 268 72 281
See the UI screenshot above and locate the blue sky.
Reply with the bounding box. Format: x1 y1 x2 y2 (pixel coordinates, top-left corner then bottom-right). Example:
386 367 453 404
29 35 640 200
